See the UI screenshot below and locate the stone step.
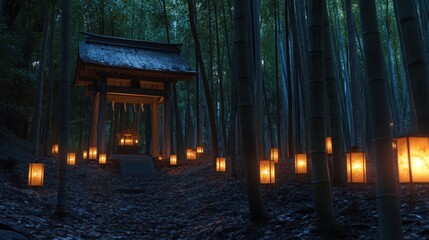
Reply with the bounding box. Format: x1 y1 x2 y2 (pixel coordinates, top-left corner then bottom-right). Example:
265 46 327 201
110 154 156 177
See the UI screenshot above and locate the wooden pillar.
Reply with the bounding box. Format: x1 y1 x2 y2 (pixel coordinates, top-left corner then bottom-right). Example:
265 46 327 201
97 76 107 155
89 93 99 149
162 83 171 158
151 103 159 157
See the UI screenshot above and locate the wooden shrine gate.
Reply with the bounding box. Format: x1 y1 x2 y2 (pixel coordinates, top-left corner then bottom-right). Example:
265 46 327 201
74 32 197 157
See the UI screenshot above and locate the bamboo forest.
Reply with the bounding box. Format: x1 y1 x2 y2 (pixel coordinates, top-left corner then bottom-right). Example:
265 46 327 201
2 0 429 239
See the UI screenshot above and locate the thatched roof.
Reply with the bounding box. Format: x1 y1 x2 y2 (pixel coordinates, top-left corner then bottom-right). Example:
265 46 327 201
75 32 197 86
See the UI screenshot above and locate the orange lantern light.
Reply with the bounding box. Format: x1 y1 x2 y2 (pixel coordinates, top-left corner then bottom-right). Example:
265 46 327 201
392 139 397 150
346 146 367 183
396 136 429 183
260 159 275 184
120 138 125 146
28 162 44 186
216 157 226 172
89 147 97 160
295 153 308 174
186 149 196 160
98 153 107 164
197 146 204 154
158 155 162 160
326 137 333 155
270 148 279 163
52 144 59 155
83 151 88 160
67 152 76 166
170 155 177 165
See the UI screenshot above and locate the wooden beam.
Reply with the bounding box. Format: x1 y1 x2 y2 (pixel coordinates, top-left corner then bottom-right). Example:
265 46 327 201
162 83 171 158
106 94 160 104
89 93 99 149
87 85 166 97
97 77 107 155
151 103 160 157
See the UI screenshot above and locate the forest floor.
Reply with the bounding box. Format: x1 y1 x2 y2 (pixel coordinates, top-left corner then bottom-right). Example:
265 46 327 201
1 127 429 240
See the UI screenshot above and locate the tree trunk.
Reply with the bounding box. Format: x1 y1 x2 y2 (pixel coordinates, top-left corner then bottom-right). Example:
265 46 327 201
43 10 55 157
394 0 429 134
31 0 50 158
234 0 267 222
213 0 227 155
187 0 219 164
173 85 185 162
345 0 363 147
323 2 345 185
56 0 71 216
306 0 340 232
359 0 403 239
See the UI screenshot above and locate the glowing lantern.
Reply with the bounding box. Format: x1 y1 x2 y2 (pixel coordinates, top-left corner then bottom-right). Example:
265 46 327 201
120 138 125 145
392 139 397 150
158 155 162 160
170 155 177 165
89 147 97 160
67 153 76 166
197 146 204 154
270 148 279 163
28 162 44 186
52 144 59 155
135 139 139 144
326 137 333 155
186 149 196 160
216 157 226 172
260 159 275 184
396 136 429 183
99 153 107 164
295 153 308 174
346 146 367 183
83 151 88 159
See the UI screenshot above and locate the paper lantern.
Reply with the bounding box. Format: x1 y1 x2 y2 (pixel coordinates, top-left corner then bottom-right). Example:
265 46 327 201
67 152 76 166
270 148 279 163
197 146 204 154
83 151 88 159
98 153 107 164
89 147 97 160
216 157 226 172
392 139 397 150
52 144 59 155
186 149 196 160
346 147 367 183
158 155 162 160
135 139 139 144
396 136 429 183
170 155 177 165
28 162 44 187
326 137 333 155
295 153 308 174
260 160 275 184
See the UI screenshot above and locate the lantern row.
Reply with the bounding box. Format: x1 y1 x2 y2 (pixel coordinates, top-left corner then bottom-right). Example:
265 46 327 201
32 136 429 186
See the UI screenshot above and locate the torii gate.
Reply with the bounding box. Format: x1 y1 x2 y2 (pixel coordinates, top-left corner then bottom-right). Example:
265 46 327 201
74 32 197 158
